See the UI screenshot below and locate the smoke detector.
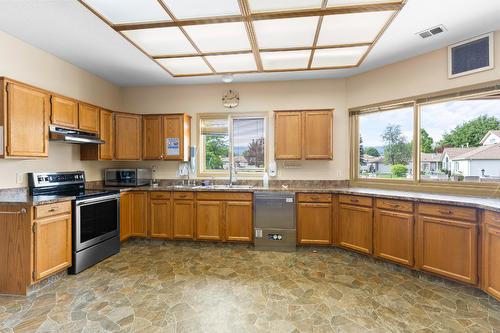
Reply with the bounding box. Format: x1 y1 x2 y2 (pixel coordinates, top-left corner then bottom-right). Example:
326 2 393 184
417 25 447 39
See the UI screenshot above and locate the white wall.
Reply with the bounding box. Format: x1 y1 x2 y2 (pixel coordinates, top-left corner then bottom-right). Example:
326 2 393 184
470 160 500 177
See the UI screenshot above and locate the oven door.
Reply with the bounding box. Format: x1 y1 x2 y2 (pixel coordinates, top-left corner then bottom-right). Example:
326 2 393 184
74 194 120 252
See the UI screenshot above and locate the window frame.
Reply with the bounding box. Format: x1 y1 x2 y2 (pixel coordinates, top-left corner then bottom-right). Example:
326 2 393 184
198 113 268 177
350 86 500 196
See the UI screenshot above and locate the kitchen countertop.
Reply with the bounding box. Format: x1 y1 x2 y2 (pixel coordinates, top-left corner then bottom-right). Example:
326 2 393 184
0 185 498 212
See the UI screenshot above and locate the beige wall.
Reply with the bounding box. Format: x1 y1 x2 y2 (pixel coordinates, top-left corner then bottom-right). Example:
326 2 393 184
0 30 122 188
122 79 348 180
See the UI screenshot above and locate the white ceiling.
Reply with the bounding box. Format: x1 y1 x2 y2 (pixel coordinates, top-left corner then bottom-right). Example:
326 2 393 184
0 0 499 86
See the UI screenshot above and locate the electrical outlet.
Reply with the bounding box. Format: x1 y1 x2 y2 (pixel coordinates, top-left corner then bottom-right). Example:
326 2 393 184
16 173 24 185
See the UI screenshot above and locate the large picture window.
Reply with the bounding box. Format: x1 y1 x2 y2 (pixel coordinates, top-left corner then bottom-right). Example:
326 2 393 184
199 114 267 176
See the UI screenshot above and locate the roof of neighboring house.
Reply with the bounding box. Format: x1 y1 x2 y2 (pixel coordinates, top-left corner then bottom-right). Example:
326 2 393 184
364 154 384 163
442 147 475 159
453 143 500 160
421 153 442 162
480 130 500 144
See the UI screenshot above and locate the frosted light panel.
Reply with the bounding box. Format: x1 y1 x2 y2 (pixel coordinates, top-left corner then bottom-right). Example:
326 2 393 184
161 0 242 19
318 11 393 45
261 51 311 70
327 0 398 6
205 54 257 72
84 0 171 24
248 0 322 13
184 22 251 52
312 46 368 67
254 17 319 49
158 57 212 75
123 28 196 55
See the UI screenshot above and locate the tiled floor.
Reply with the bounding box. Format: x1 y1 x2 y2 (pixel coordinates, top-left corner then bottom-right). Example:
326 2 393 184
1 240 499 333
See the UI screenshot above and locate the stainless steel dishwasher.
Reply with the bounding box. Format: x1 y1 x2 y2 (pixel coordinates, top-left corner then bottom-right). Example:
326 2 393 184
254 192 296 252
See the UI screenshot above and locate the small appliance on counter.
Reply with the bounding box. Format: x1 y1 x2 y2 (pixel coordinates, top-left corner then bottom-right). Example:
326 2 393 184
104 168 152 187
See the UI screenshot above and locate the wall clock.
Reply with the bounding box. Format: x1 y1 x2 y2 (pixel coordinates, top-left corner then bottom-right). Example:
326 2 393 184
222 90 239 109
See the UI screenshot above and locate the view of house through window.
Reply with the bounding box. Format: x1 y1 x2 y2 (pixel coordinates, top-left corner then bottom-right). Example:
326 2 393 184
358 106 414 180
200 115 266 175
420 96 500 183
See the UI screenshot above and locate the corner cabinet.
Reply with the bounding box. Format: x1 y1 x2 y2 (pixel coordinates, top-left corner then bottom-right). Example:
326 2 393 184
114 113 142 160
0 80 50 158
482 211 500 300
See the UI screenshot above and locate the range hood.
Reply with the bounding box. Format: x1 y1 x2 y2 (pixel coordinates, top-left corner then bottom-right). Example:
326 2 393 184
49 125 105 144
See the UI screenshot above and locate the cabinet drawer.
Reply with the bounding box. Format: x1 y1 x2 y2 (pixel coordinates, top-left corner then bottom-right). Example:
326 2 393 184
150 192 171 200
376 198 413 213
196 192 252 201
418 203 476 222
339 195 372 207
173 192 194 200
297 193 331 203
485 210 500 226
35 201 72 219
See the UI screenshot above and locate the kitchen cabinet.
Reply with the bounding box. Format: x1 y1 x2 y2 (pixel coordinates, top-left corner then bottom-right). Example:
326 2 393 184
115 113 141 160
51 95 78 128
338 196 373 254
173 192 195 239
416 203 478 285
131 192 148 237
482 211 500 300
142 114 191 161
1 80 50 158
78 103 99 133
225 201 253 242
120 192 132 241
143 115 163 160
196 200 223 241
80 109 114 160
274 109 333 160
297 194 332 245
374 199 414 267
150 192 172 238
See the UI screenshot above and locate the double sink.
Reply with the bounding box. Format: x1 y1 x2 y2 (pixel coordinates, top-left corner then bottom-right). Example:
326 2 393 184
172 184 255 190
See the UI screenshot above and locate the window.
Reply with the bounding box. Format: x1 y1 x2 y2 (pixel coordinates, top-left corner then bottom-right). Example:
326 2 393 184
199 114 267 175
358 105 414 180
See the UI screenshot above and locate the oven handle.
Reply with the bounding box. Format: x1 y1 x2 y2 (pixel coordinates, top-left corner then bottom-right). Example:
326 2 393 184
76 194 120 206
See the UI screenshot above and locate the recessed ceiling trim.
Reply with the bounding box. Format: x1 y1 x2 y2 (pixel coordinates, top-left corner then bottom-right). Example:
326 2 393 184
307 0 328 69
238 0 263 71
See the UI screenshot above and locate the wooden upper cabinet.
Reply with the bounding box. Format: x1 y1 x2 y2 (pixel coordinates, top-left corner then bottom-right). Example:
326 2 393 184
80 109 114 161
115 113 141 160
275 111 302 159
50 95 78 128
303 110 333 160
3 82 50 158
163 114 191 161
482 211 500 300
143 115 163 160
78 103 99 133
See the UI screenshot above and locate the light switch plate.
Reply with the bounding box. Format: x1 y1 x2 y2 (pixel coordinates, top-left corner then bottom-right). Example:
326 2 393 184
16 173 24 185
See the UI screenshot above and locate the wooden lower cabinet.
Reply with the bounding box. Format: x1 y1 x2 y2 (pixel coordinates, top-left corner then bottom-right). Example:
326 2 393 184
338 204 373 254
416 215 477 285
173 199 195 239
196 201 223 241
374 209 414 266
297 202 332 245
131 192 148 237
225 201 253 242
482 211 500 300
120 192 132 241
150 195 172 238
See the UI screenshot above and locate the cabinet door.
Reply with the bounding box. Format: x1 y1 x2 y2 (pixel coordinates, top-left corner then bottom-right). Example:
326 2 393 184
196 201 223 241
338 204 373 254
374 210 414 266
297 202 332 245
78 104 99 132
99 110 113 160
115 113 141 160
303 110 333 160
416 216 477 284
120 192 131 241
131 192 148 237
50 95 78 128
225 201 253 242
150 198 172 238
6 83 50 157
33 214 72 281
483 222 500 300
173 200 194 239
143 115 163 160
274 112 302 159
163 115 184 161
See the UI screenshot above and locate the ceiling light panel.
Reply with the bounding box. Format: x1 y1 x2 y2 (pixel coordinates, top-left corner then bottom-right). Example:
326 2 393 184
183 22 251 53
157 57 212 75
205 54 257 72
161 0 242 19
254 17 319 49
327 0 399 7
318 11 394 45
261 50 311 70
312 46 368 68
83 0 171 24
123 27 196 56
248 0 322 13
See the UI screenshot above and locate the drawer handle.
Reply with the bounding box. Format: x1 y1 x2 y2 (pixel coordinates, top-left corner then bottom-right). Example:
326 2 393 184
350 198 359 203
439 210 453 215
48 208 57 212
389 203 400 208
311 196 320 200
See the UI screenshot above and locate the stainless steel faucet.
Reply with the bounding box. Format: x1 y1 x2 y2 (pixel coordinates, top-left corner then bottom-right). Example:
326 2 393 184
229 161 237 187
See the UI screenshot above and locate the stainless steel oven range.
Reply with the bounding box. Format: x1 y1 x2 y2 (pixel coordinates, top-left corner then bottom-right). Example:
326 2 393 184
29 171 120 274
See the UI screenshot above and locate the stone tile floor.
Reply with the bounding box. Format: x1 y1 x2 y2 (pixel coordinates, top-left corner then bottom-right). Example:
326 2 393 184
1 240 499 333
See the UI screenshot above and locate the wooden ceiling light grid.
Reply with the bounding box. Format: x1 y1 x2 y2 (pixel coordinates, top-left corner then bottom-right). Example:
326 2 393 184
78 0 406 78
